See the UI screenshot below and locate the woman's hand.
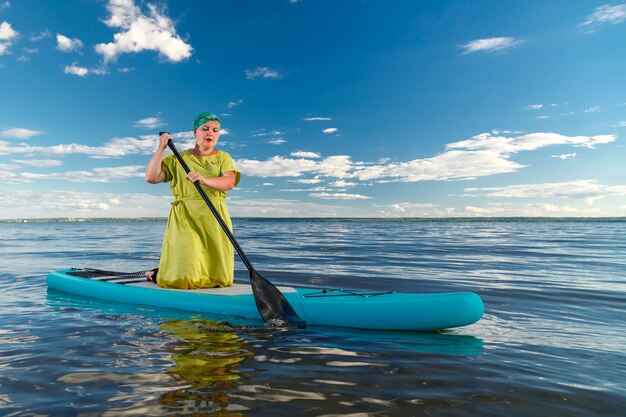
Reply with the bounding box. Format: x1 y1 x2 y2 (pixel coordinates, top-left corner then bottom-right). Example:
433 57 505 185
158 132 172 151
186 171 206 185
186 171 237 191
145 132 170 184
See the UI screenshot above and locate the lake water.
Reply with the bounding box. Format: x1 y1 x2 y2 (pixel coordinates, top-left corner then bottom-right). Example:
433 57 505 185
0 219 624 416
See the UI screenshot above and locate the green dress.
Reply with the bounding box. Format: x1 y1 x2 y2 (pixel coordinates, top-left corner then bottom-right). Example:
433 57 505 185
158 150 241 289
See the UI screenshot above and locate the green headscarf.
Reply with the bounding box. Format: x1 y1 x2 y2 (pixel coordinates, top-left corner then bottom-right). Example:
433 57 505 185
193 112 221 129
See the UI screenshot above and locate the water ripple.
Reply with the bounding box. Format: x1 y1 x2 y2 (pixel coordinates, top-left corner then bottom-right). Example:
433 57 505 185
0 220 625 416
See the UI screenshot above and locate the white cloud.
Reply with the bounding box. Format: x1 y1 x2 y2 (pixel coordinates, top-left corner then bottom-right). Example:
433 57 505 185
228 99 243 108
294 178 322 184
463 180 626 204
460 203 604 217
0 128 43 139
316 155 353 179
491 129 523 135
252 129 284 137
322 128 338 134
64 62 90 77
227 198 359 218
0 21 17 56
309 192 371 200
584 106 600 113
237 131 615 184
63 63 107 77
91 67 108 76
329 180 357 187
0 190 171 218
133 116 164 129
0 2 9 11
552 153 576 160
581 4 626 31
445 132 614 153
368 132 613 182
290 151 321 158
380 203 458 218
0 135 158 157
279 186 327 193
304 117 332 121
56 34 83 52
1 165 144 184
244 67 282 79
464 205 499 216
460 37 523 54
30 29 52 42
237 155 354 180
236 156 320 177
537 115 551 119
378 202 453 217
268 138 286 145
0 21 16 40
11 159 63 167
524 103 571 113
617 121 626 127
388 203 438 212
0 169 38 183
354 149 522 182
95 0 192 63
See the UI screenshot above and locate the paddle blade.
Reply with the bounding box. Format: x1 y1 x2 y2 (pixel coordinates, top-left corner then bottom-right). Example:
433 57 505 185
249 269 306 329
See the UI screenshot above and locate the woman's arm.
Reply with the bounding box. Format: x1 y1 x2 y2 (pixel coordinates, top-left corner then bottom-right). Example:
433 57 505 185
186 171 237 191
145 134 170 184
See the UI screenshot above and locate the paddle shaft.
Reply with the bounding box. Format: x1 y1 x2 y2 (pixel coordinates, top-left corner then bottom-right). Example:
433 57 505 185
165 139 255 272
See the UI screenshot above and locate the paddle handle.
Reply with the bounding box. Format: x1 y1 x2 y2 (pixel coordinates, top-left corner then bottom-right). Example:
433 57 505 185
161 133 255 273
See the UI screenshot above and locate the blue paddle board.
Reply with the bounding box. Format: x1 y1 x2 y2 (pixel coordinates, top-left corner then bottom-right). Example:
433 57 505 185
46 269 484 331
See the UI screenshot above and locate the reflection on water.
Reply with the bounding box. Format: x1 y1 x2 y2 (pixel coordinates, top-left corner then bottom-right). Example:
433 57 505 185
163 320 253 386
142 316 485 416
158 319 254 414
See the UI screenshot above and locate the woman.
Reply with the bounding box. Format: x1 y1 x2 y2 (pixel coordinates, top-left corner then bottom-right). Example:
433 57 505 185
145 111 240 289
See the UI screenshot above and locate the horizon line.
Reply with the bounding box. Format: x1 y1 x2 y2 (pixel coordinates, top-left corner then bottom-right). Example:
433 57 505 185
1 216 625 223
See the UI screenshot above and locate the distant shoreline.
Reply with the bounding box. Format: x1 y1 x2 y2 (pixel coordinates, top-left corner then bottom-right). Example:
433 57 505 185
1 217 625 223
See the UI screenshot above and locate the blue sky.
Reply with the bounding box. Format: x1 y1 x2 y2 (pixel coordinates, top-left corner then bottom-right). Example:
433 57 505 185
0 0 625 218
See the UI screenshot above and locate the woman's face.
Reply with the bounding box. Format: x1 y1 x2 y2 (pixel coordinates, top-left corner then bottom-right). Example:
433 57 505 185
194 121 221 147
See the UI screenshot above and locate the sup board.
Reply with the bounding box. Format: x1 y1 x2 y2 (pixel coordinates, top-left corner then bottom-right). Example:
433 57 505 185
46 269 484 331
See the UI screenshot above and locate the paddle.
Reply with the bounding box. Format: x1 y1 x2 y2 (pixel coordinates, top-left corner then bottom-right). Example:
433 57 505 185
160 132 306 329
